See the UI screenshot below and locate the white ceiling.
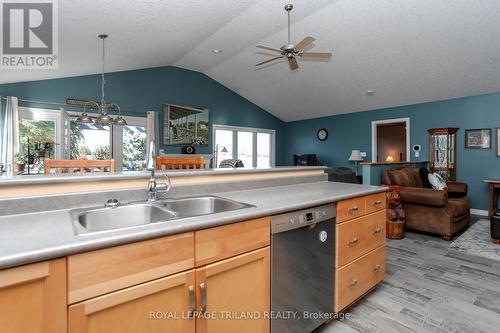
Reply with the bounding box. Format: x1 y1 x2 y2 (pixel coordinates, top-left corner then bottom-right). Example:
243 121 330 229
2 0 500 121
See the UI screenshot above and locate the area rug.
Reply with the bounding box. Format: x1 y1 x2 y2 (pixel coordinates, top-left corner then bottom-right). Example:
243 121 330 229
449 219 500 262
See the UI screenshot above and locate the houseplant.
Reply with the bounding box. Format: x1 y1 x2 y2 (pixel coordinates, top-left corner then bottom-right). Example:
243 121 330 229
13 153 27 173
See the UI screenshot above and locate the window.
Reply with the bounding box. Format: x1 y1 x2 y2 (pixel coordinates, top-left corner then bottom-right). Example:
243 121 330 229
17 107 147 173
213 124 275 168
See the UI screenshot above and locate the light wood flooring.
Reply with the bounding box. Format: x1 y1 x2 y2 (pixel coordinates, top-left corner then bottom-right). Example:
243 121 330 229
318 216 500 333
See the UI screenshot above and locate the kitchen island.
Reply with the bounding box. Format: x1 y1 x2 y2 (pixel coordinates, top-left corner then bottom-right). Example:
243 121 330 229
0 179 386 333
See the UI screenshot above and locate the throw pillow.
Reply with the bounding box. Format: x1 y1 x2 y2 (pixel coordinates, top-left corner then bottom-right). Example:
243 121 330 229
428 173 447 190
419 168 432 188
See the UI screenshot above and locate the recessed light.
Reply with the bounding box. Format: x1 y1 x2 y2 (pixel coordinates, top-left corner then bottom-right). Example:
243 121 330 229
366 89 375 96
212 49 222 54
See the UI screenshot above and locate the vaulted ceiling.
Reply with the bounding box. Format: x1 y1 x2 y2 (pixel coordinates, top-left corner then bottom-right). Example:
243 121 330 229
2 0 500 121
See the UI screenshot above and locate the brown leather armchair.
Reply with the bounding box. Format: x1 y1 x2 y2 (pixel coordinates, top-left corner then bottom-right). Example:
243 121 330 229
382 168 470 240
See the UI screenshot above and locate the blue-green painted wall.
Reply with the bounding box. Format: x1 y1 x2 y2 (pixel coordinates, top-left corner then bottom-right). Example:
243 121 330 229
284 92 500 210
0 66 286 164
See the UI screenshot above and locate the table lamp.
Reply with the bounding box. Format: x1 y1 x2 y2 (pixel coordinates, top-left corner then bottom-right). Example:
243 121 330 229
348 150 364 176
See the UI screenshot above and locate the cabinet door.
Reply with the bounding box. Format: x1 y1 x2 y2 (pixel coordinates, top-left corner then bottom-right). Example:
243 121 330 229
0 258 67 333
69 270 196 333
196 247 270 333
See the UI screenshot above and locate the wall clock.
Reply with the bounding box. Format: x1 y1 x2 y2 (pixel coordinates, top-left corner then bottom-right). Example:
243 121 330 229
317 128 328 141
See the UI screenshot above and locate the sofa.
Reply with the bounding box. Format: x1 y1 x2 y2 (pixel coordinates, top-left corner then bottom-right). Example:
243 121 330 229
382 168 470 240
324 167 360 184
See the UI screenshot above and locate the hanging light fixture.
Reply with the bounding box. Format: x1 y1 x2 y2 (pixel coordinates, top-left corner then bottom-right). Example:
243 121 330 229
75 101 97 124
112 104 127 126
75 34 126 126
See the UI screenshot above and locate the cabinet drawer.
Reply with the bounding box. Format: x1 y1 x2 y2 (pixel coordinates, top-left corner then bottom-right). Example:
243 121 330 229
336 210 385 268
335 245 385 313
365 192 386 214
195 217 270 267
337 196 366 223
68 232 194 304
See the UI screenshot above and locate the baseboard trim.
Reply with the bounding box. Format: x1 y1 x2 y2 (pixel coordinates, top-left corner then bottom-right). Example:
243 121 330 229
470 209 488 217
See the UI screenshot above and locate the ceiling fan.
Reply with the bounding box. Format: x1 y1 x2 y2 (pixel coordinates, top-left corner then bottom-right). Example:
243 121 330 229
255 4 332 70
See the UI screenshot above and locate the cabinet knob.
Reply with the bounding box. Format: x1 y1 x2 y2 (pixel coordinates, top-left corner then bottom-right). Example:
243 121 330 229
373 200 382 206
348 279 358 288
348 238 359 246
373 227 382 235
373 265 382 273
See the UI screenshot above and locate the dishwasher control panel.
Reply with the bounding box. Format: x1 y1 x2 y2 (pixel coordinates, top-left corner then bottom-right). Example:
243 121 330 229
271 204 336 234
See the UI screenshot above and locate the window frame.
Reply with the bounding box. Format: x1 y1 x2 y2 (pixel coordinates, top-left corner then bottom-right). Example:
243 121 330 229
67 111 147 171
212 124 276 168
18 106 65 159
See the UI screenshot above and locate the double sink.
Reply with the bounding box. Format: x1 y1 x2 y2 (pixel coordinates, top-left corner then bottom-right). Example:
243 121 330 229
70 196 254 235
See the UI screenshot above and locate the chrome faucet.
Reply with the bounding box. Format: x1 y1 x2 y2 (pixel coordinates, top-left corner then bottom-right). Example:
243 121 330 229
146 140 171 202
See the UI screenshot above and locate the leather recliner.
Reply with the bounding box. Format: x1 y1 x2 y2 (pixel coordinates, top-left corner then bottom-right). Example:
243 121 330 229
382 168 470 240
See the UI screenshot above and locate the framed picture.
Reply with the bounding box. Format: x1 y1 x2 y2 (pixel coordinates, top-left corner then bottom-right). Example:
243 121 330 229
497 128 500 156
464 128 491 149
163 104 209 146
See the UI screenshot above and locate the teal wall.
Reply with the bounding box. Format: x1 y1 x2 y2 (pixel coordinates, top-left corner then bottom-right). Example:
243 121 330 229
284 92 500 210
0 66 286 164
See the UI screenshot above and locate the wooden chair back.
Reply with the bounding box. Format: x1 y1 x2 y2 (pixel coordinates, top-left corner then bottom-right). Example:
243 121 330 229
156 156 204 170
44 159 115 175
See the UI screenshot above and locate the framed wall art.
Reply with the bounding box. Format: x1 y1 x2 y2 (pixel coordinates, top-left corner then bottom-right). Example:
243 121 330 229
464 128 491 149
163 104 209 146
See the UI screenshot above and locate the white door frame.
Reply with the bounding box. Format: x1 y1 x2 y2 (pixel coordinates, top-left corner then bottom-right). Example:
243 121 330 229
371 117 410 162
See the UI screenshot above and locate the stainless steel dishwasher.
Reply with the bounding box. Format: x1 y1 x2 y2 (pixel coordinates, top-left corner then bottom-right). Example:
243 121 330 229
271 204 336 333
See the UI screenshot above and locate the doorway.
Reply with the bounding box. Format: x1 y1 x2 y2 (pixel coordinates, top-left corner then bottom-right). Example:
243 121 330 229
371 118 410 162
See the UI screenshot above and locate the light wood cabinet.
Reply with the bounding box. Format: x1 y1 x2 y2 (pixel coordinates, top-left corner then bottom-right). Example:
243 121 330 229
68 232 194 303
68 270 196 333
0 258 67 333
335 245 385 311
195 217 270 266
196 247 270 333
336 210 386 267
335 193 386 313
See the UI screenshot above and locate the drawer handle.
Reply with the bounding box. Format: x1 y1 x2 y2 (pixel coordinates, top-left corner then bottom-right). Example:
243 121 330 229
187 285 195 318
373 227 382 235
373 265 382 273
199 282 207 313
348 206 359 214
348 279 358 288
348 238 359 246
373 200 382 206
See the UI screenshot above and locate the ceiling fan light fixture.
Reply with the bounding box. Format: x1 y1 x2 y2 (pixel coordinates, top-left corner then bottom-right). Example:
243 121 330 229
255 4 332 70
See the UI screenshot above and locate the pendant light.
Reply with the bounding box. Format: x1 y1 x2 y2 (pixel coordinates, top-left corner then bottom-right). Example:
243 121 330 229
75 101 96 124
112 104 127 126
75 34 126 126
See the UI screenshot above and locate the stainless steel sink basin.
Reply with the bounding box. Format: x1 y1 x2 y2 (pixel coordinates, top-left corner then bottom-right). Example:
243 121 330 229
159 196 254 217
70 196 253 235
70 203 177 234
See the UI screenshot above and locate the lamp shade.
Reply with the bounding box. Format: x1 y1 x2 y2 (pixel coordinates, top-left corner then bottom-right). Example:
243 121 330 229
348 150 363 161
386 155 394 162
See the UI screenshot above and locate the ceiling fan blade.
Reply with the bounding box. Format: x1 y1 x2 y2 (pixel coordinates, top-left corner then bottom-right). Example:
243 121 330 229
288 57 299 70
294 36 315 51
300 52 332 59
256 45 282 53
255 56 284 66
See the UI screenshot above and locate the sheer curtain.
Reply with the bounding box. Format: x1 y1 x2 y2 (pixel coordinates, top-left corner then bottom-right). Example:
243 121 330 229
0 96 19 170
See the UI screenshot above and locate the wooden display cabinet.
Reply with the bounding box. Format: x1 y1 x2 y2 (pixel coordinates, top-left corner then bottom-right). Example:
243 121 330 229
428 128 458 181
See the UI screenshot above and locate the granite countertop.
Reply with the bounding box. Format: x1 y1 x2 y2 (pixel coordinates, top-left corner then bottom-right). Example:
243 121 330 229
0 181 385 270
0 166 326 187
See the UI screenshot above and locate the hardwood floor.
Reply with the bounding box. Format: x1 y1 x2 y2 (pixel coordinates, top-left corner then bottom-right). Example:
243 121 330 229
318 217 500 333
